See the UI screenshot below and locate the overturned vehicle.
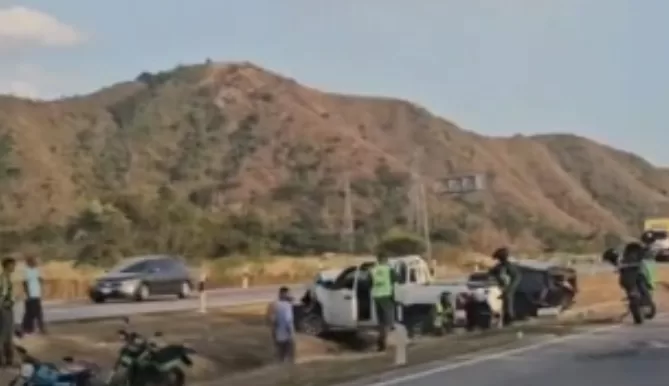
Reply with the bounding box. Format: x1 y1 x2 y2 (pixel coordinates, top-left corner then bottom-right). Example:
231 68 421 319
466 260 578 322
293 255 505 337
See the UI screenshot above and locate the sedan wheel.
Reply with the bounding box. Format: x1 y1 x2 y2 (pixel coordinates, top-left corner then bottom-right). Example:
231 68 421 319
135 284 150 302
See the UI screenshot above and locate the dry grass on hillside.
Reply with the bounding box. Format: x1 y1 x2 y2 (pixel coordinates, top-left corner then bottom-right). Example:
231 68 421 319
1 61 669 258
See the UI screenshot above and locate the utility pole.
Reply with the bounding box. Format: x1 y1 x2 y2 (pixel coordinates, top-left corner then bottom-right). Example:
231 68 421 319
343 172 355 253
418 180 432 267
407 150 421 232
408 150 433 269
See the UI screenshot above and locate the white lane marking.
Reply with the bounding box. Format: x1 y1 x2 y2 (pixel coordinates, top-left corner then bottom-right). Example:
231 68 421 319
365 317 659 386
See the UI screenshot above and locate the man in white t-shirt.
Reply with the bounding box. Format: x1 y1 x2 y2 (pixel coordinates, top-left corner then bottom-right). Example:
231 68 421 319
21 255 45 334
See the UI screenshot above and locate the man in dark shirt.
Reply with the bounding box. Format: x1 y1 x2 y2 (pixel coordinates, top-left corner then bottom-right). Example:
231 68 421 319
0 257 16 367
489 247 521 326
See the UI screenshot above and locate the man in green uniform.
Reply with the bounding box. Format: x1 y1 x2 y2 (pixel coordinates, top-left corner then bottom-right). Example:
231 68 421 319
431 291 454 336
0 257 16 367
371 253 397 351
489 247 521 326
639 231 658 290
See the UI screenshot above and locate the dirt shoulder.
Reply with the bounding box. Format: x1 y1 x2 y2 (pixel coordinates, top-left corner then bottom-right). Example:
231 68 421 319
9 268 669 385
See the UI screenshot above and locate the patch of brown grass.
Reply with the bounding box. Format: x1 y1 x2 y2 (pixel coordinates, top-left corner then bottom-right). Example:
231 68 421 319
14 303 369 383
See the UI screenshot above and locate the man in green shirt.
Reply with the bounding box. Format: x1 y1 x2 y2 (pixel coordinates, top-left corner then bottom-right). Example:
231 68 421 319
489 247 521 326
0 257 16 367
371 253 397 351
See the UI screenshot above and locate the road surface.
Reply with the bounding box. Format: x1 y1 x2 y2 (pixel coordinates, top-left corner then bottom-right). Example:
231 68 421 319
361 314 669 386
13 284 306 323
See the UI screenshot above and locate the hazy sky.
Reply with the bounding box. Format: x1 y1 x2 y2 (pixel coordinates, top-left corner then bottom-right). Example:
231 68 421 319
1 0 667 164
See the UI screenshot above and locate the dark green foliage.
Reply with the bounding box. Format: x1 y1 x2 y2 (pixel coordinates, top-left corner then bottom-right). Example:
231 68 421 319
375 228 426 258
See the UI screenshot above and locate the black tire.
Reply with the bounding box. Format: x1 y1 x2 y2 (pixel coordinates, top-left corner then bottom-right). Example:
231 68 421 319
644 300 657 319
177 281 192 299
559 292 575 311
640 283 656 320
91 295 106 304
629 297 644 325
298 311 327 336
106 368 130 386
134 284 150 302
165 368 186 386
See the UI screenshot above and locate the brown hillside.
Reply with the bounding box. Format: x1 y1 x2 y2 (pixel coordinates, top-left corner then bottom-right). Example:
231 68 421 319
0 61 666 261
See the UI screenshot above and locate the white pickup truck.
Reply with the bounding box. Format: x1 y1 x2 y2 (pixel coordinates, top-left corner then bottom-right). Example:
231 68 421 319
295 255 504 335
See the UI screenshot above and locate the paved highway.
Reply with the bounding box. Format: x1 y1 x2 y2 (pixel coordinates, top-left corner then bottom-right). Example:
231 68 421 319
359 314 669 386
13 284 306 323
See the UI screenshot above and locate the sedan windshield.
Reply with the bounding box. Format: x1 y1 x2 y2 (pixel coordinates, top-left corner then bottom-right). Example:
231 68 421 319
109 259 150 274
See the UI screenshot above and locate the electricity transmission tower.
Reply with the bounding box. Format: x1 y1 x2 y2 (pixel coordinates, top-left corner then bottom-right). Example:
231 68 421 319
342 172 355 253
407 151 432 263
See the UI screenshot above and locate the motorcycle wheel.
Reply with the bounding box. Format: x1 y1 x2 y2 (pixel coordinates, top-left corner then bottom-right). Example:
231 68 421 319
106 371 131 386
629 296 644 325
144 368 186 386
8 376 23 386
643 301 657 320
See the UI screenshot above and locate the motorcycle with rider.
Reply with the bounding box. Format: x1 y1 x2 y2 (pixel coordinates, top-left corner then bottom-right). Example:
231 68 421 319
602 231 658 324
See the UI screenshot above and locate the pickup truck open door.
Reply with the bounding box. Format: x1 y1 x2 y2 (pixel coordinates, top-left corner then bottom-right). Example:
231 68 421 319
325 266 359 328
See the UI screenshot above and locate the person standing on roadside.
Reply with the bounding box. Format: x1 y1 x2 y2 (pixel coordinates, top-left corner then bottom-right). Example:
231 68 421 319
0 257 16 367
266 286 296 363
489 247 521 326
371 253 397 351
21 255 45 334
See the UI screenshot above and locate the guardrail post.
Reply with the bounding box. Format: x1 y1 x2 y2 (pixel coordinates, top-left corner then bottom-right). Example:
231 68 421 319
198 272 207 314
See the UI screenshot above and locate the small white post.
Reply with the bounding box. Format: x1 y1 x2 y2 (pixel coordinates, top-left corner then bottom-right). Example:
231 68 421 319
392 323 408 366
241 266 250 289
198 271 208 314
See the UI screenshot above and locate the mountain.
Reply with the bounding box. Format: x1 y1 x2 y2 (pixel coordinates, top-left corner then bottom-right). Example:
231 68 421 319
0 61 666 262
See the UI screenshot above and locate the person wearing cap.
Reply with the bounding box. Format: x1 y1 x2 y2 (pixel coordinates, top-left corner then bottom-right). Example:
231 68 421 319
488 247 520 326
371 253 398 351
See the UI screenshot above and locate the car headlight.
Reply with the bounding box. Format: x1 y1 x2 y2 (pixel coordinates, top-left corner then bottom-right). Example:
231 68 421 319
121 280 140 293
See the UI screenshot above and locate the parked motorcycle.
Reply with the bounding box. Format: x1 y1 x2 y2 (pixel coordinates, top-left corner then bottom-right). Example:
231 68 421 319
8 345 100 386
602 244 657 325
106 318 195 386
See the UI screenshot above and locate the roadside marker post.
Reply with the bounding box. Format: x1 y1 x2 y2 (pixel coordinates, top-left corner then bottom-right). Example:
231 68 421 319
198 271 208 314
242 266 250 289
392 323 409 366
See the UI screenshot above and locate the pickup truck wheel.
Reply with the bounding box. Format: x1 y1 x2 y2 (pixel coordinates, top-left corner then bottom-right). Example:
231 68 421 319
177 281 192 299
559 292 575 311
298 311 326 336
